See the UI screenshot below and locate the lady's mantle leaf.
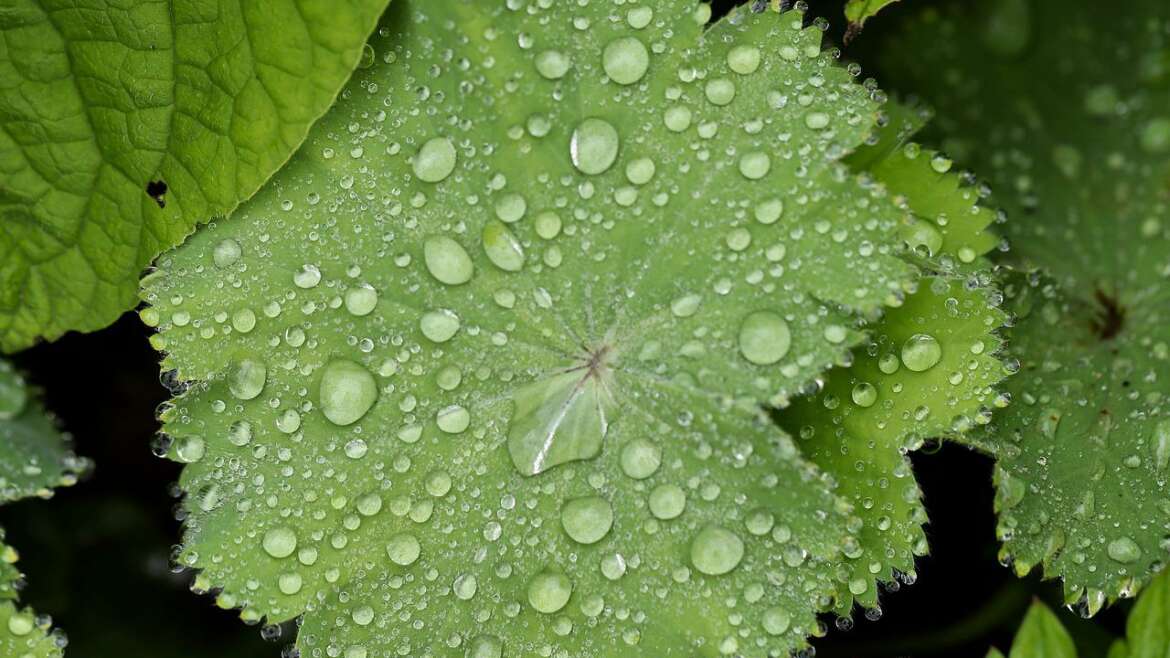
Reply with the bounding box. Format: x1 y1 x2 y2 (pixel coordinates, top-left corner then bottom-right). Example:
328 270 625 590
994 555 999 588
0 0 390 351
0 361 84 657
1008 602 1077 658
778 108 1009 613
140 0 938 654
876 0 1170 610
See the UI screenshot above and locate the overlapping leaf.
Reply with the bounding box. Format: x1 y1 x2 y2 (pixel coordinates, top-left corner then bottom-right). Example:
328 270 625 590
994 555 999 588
139 0 965 654
875 0 1170 609
0 0 391 351
777 107 1008 613
0 361 85 658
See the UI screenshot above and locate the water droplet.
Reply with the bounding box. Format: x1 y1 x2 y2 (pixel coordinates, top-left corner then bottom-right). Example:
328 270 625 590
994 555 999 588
1107 537 1141 563
705 78 736 105
851 382 877 408
262 527 297 559
229 358 267 400
603 36 649 85
804 112 830 129
561 496 614 544
386 533 421 566
690 525 744 576
482 221 525 272
424 236 474 285
293 264 322 289
436 405 470 434
738 152 771 180
7 612 33 636
738 311 791 365
413 137 457 183
649 484 686 520
344 284 378 316
620 438 661 479
571 118 620 175
528 571 572 613
318 360 378 426
901 334 942 372
535 50 571 79
468 636 503 658
727 45 761 75
420 309 461 343
213 239 242 268
762 607 791 635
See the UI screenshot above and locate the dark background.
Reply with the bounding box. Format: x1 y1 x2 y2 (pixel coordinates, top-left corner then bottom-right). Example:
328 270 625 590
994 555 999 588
0 1 1131 656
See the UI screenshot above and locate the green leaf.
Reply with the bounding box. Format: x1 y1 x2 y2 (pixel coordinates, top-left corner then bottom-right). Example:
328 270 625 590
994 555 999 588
0 0 391 352
876 0 1170 609
844 0 902 39
139 0 958 654
0 361 87 502
1010 601 1078 658
1110 640 1131 658
0 361 82 658
1127 567 1170 658
778 109 1008 612
988 649 1008 658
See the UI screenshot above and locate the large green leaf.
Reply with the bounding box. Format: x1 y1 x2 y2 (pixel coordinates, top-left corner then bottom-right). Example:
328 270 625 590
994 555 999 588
1126 565 1170 658
0 0 391 352
0 360 83 658
777 110 1008 613
139 1 949 654
876 0 1170 610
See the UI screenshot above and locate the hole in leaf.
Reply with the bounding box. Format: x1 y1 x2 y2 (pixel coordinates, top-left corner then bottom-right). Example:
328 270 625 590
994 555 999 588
146 180 168 208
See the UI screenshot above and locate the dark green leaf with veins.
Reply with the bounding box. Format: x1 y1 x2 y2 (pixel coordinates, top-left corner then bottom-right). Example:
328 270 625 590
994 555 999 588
140 0 942 654
876 0 1170 610
0 0 390 351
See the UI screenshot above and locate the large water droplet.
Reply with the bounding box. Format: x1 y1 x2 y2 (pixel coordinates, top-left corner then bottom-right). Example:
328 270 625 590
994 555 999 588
620 438 661 479
482 220 525 272
386 533 421 566
690 525 744 576
561 496 614 544
901 334 942 372
229 358 267 401
1107 537 1141 563
738 311 791 365
420 309 461 343
318 360 378 426
602 36 649 85
262 527 297 559
528 571 572 613
424 236 474 285
571 118 620 175
413 137 457 183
